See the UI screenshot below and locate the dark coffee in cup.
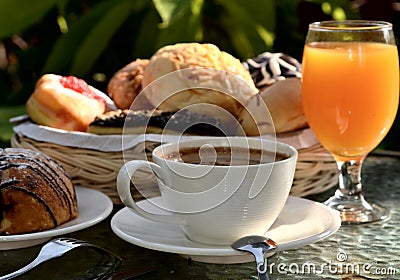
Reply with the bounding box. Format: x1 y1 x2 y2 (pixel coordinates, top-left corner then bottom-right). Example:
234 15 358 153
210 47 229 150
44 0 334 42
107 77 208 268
162 145 289 166
118 137 298 245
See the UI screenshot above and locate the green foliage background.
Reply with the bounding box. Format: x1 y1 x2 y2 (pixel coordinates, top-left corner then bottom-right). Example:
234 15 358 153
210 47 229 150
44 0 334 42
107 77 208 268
0 0 398 149
0 0 360 103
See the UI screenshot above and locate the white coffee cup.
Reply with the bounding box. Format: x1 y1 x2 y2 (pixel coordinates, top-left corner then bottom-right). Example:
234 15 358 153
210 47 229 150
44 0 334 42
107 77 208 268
117 137 298 245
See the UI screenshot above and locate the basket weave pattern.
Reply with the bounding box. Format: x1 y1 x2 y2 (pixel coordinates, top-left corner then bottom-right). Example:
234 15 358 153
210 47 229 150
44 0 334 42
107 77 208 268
11 133 338 204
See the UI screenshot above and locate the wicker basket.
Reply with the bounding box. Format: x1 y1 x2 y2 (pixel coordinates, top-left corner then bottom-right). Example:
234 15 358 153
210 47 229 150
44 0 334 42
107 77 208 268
11 133 338 204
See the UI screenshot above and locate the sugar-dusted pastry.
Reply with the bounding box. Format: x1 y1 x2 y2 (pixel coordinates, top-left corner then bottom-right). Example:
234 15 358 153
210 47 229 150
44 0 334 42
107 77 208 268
0 148 78 235
26 74 112 132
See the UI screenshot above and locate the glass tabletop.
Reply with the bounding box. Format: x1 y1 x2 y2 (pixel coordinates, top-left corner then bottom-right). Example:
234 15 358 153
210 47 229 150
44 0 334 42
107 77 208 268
268 154 400 280
0 153 399 279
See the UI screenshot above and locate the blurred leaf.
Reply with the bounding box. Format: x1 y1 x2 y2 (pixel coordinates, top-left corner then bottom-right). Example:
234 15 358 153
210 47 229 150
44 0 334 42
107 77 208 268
43 3 107 73
275 0 304 59
306 0 360 19
153 0 193 27
70 0 135 76
0 105 26 146
133 6 163 58
224 0 275 30
156 0 204 48
218 0 276 58
0 0 61 38
43 0 124 75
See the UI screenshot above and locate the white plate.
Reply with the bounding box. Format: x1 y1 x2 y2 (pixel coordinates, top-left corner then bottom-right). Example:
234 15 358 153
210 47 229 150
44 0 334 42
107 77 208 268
111 196 340 264
0 187 113 250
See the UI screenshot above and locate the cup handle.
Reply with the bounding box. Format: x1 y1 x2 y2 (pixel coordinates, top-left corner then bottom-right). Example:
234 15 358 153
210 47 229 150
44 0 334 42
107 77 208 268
117 160 184 225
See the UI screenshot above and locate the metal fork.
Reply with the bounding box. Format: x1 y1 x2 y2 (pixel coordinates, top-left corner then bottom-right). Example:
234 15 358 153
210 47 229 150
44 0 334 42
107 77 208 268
0 237 121 280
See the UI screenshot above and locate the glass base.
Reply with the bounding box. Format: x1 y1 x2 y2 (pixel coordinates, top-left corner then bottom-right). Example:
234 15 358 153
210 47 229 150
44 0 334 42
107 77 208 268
325 190 390 225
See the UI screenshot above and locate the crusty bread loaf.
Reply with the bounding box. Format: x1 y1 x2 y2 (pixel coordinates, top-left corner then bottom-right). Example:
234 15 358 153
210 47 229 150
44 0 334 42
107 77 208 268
141 43 258 119
0 148 78 235
239 78 307 135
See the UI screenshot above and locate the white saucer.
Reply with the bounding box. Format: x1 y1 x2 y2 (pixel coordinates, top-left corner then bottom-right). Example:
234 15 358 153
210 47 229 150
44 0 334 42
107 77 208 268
0 187 113 250
111 196 340 264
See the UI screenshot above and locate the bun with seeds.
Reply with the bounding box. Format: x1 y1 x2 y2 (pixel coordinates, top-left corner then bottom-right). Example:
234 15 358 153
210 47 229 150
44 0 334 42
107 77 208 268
141 43 258 119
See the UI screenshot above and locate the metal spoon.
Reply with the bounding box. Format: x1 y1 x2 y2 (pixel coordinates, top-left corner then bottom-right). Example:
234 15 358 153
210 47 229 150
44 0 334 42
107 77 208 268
231 235 278 280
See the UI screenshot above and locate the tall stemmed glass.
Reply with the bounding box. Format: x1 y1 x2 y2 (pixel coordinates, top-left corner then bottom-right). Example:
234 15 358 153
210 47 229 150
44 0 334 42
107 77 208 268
302 21 399 224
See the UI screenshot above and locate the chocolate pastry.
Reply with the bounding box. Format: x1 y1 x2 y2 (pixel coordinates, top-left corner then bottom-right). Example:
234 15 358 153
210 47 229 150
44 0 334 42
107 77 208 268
0 148 78 235
88 109 235 136
242 52 302 89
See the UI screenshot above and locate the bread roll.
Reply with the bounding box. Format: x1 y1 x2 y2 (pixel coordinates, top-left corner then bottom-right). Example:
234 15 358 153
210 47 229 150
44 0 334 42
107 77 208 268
0 148 78 234
107 59 153 110
239 78 307 135
141 43 258 119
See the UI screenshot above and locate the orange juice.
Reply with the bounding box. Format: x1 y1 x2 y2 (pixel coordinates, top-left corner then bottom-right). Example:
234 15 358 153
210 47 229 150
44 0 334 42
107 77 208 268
302 42 399 159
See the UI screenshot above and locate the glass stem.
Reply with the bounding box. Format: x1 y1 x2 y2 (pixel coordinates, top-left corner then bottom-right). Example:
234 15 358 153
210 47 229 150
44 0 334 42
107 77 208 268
327 154 389 223
336 156 366 198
